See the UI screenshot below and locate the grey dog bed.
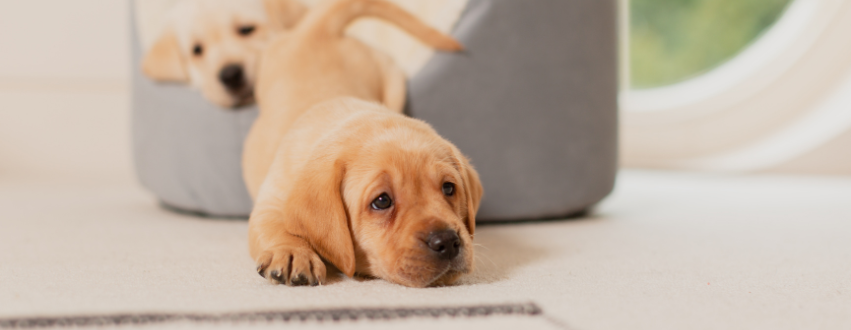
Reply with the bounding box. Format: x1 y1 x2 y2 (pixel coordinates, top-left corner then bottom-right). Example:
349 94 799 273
132 0 618 221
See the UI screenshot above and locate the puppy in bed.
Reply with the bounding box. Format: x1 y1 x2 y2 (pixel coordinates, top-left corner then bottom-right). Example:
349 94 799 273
246 0 482 287
142 0 307 108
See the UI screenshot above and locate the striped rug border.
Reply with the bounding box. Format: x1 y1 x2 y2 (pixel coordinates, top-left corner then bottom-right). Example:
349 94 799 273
0 302 542 328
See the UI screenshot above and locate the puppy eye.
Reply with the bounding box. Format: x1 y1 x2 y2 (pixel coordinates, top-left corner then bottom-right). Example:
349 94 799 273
442 182 456 196
193 44 203 56
370 193 393 210
238 25 256 36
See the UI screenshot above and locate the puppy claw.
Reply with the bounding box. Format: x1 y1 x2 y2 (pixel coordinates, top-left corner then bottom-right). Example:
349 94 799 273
255 252 272 279
290 274 310 286
270 269 287 284
310 257 326 286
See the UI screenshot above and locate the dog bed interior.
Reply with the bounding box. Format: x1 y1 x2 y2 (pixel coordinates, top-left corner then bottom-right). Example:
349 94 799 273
131 0 618 221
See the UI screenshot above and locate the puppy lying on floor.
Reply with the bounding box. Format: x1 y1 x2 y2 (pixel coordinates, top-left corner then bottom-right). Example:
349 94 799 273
246 0 482 287
142 0 308 108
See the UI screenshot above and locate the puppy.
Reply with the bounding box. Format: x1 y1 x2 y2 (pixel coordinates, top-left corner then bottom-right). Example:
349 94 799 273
142 0 307 108
246 0 482 287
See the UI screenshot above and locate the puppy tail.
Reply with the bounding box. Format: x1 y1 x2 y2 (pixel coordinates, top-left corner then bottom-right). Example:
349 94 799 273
302 0 463 51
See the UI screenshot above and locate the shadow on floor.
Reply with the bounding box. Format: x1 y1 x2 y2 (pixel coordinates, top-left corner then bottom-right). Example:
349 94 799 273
461 213 600 285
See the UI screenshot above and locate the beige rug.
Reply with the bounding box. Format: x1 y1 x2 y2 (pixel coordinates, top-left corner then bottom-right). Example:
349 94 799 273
2 170 851 329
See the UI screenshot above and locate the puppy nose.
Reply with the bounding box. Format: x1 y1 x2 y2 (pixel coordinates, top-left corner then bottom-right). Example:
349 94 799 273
219 64 245 90
427 230 461 260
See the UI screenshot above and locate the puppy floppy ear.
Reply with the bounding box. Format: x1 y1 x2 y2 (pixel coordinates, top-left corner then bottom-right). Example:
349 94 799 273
458 154 483 237
264 0 308 30
142 28 188 82
281 155 357 277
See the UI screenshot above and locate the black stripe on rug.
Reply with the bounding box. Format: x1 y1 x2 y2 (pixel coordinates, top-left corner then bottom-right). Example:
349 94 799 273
0 303 542 328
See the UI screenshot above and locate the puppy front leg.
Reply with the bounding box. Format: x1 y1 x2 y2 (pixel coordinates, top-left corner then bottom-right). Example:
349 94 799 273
250 209 327 286
247 147 356 286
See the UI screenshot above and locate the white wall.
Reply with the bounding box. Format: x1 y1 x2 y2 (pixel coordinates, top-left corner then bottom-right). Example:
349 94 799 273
0 0 133 183
0 0 130 86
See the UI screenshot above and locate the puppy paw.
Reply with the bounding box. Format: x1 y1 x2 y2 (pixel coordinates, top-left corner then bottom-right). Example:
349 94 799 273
255 246 326 286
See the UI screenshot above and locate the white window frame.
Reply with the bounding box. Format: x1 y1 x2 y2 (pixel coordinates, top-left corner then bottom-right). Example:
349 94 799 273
619 0 851 172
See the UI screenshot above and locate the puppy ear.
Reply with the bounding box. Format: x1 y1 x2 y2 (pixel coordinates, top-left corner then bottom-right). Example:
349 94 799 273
264 0 308 30
142 28 188 82
459 155 483 237
281 155 357 277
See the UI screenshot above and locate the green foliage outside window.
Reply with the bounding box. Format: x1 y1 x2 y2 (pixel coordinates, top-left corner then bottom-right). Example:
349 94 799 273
630 0 791 88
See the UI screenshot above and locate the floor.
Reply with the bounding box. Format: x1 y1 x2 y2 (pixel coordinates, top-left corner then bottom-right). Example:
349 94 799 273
1 170 849 329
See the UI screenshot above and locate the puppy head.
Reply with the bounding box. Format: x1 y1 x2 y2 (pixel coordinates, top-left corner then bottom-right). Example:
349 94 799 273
142 0 306 108
272 101 482 287
340 119 483 287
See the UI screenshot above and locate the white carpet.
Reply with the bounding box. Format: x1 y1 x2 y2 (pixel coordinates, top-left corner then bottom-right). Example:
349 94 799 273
1 170 850 329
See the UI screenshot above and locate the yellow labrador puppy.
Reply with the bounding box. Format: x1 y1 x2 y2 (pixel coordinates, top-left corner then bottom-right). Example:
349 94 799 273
246 0 482 287
142 0 307 108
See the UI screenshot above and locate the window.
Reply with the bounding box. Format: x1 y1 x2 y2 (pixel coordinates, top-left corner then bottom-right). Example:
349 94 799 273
620 0 851 174
629 0 791 89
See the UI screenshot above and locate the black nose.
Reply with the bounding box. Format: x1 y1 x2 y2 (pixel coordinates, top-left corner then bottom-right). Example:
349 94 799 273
219 64 245 91
427 230 461 260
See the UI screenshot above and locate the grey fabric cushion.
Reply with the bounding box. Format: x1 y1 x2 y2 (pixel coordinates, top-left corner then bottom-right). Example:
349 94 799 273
131 34 257 217
131 0 618 221
407 0 619 220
